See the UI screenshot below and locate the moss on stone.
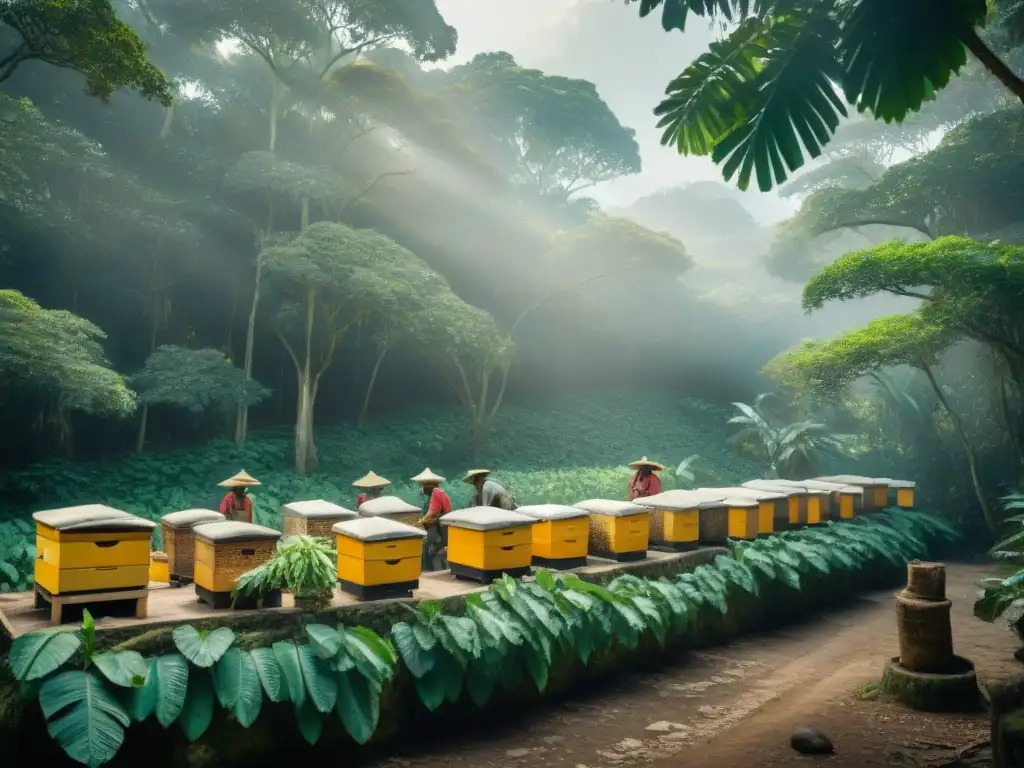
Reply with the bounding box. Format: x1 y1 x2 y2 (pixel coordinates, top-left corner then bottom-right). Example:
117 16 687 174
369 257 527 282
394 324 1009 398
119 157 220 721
879 655 983 713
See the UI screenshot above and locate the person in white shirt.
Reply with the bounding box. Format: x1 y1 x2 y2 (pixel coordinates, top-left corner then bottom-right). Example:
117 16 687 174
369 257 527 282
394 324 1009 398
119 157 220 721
464 469 516 510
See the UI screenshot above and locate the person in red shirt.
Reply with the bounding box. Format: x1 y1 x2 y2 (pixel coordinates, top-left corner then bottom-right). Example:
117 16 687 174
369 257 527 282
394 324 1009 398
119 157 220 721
217 470 259 524
627 457 664 501
352 471 391 508
412 468 451 571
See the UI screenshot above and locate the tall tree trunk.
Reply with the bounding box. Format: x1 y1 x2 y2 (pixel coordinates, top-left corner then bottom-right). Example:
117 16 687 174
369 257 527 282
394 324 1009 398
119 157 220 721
358 344 387 425
294 287 316 475
159 103 174 139
136 304 160 453
962 27 1024 106
268 78 283 153
234 252 263 444
300 196 309 230
922 364 995 538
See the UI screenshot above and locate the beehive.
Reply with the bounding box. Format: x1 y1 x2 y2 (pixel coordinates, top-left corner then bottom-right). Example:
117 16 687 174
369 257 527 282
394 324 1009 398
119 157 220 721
516 504 590 569
358 495 422 528
161 509 224 582
815 475 890 512
441 507 535 583
33 505 157 596
631 490 722 550
573 500 649 562
782 479 863 520
699 487 786 537
740 481 806 529
149 551 169 584
333 517 426 600
281 500 358 538
192 521 282 609
885 479 916 508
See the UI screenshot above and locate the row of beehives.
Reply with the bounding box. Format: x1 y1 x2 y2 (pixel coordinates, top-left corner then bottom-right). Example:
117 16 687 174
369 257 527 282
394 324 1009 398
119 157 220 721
29 474 913 612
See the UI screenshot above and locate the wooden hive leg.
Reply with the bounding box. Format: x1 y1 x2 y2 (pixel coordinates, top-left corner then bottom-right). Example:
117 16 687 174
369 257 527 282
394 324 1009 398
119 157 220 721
135 593 149 619
50 597 62 626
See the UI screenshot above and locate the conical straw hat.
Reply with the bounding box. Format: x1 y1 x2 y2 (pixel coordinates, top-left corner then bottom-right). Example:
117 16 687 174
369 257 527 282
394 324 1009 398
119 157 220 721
628 456 665 471
218 469 261 488
411 468 446 484
463 468 490 483
352 471 390 489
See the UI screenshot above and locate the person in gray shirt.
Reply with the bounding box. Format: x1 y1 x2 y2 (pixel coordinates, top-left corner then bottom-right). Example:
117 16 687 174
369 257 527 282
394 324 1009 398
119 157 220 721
464 469 516 510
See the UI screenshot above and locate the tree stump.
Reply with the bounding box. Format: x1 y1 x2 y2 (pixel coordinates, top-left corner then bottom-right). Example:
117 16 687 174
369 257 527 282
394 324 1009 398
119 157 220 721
896 562 954 673
905 560 946 601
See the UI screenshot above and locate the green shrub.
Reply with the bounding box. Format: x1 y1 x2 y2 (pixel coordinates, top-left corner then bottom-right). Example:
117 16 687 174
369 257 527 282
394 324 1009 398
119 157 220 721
7 509 956 767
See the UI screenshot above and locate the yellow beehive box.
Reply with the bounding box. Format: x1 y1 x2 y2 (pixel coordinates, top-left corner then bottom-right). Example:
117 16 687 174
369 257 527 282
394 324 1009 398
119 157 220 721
442 507 536 583
633 489 724 549
358 495 422 528
573 499 649 562
724 497 760 540
161 509 224 582
149 551 169 584
33 505 157 596
740 481 807 528
782 479 863 521
333 516 426 600
886 479 916 508
282 500 358 538
192 521 281 609
698 487 786 537
815 475 890 511
516 504 590 569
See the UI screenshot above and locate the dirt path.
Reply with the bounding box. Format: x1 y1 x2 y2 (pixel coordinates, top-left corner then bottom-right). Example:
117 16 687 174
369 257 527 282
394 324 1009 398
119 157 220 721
370 564 1020 768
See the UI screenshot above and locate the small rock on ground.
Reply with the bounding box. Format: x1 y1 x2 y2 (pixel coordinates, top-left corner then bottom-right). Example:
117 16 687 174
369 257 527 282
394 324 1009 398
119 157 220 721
645 721 686 732
791 726 835 755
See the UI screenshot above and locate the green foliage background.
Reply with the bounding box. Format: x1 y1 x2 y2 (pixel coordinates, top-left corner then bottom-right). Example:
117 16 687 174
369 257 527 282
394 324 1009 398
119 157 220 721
0 394 761 590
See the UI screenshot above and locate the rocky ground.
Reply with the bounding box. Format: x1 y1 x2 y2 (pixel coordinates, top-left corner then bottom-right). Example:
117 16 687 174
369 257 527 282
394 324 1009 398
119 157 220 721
367 564 1019 768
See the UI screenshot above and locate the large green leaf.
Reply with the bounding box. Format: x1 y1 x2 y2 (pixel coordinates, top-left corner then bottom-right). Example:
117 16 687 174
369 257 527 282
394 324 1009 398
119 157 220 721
39 669 130 767
297 643 337 713
179 669 216 742
131 654 189 726
9 630 81 682
305 624 343 659
92 651 149 688
271 642 306 707
335 670 379 744
172 626 235 668
250 646 288 703
837 0 986 122
294 698 324 746
633 0 735 31
213 647 263 727
391 622 435 678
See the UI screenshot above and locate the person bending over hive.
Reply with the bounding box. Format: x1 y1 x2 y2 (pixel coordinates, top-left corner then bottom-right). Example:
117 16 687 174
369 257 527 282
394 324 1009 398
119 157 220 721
352 470 390 508
464 468 517 510
412 468 452 571
217 470 259 523
627 457 663 501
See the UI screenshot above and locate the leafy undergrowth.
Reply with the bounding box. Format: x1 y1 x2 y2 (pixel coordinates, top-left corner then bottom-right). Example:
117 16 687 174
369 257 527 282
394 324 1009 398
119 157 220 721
6 510 955 767
0 394 761 590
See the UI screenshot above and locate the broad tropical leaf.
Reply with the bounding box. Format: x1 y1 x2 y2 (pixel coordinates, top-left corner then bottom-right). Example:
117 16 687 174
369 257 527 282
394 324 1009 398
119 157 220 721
179 670 216 742
39 670 130 767
335 670 379 744
130 654 189 726
271 642 306 707
296 643 337 713
250 646 288 703
213 647 263 726
391 622 435 678
9 630 81 682
294 697 324 745
305 624 343 659
172 626 235 668
92 651 149 688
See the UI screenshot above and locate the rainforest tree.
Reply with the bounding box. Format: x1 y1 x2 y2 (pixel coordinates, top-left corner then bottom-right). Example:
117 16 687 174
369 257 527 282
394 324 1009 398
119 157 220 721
628 0 1024 191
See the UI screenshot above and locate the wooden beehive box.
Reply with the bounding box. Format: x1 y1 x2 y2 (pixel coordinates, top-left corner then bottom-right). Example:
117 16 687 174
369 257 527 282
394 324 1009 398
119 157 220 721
281 500 357 538
815 475 890 511
573 499 649 562
740 481 805 529
333 516 426 600
358 495 422 528
192 521 282 609
886 479 916 508
161 509 224 582
441 507 535 583
516 504 590 569
631 490 722 551
33 505 157 596
786 479 864 521
700 487 786 537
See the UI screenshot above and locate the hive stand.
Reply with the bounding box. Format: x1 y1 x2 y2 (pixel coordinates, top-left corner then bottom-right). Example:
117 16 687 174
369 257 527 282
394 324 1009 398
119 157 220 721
34 584 148 626
574 499 650 562
442 507 536 583
334 516 426 600
516 504 590 569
